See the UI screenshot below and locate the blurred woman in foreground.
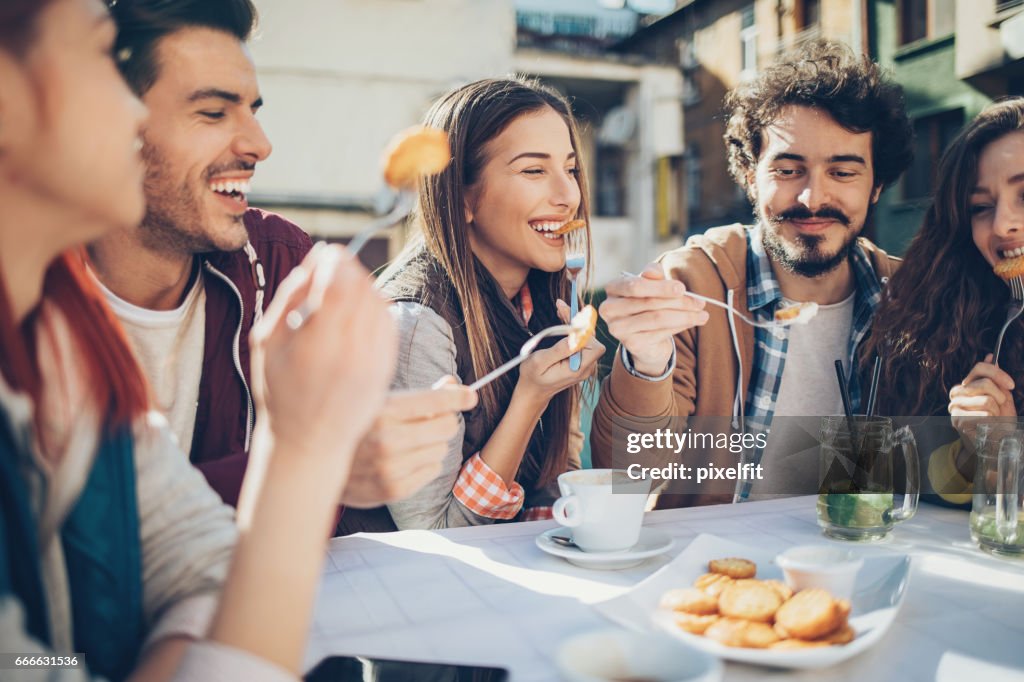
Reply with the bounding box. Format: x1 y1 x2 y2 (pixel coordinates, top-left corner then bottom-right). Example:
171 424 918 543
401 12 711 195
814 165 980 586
0 0 396 678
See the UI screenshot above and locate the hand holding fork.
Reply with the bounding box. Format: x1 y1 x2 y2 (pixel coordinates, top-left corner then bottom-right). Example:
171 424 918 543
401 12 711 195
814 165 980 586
564 229 587 371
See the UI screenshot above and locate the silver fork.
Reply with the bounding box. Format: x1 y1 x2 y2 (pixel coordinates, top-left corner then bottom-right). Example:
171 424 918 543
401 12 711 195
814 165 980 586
993 275 1024 367
619 271 792 338
468 324 574 391
565 230 587 371
346 189 416 256
285 190 415 330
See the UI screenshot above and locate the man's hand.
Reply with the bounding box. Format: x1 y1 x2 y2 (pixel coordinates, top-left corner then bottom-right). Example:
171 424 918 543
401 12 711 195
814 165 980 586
342 378 477 508
599 263 708 376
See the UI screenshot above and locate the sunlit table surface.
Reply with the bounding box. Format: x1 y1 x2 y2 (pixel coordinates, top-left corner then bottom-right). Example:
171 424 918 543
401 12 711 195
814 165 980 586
304 496 1024 681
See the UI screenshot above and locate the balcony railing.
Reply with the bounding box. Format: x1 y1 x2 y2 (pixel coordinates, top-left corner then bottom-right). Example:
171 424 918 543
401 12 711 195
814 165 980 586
996 0 1023 14
773 24 856 54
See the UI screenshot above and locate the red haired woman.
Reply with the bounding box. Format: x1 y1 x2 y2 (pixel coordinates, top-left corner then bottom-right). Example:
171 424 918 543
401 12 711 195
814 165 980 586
0 0 396 678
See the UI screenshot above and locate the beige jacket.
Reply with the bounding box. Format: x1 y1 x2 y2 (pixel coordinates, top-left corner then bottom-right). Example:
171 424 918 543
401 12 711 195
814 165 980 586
590 224 900 507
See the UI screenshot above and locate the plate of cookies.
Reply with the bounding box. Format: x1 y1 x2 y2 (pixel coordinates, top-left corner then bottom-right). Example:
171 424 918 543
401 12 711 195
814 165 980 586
594 534 911 669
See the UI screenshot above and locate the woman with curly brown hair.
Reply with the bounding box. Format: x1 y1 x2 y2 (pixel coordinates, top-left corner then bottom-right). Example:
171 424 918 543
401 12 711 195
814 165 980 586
864 97 1024 504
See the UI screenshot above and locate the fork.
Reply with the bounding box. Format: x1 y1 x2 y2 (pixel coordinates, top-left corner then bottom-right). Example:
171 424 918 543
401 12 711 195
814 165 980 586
993 275 1024 367
286 190 415 330
346 189 416 256
619 271 791 338
565 230 587 371
468 324 575 391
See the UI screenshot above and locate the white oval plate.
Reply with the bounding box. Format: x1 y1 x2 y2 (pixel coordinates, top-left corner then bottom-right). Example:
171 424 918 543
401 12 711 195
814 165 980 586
535 527 675 570
596 533 911 669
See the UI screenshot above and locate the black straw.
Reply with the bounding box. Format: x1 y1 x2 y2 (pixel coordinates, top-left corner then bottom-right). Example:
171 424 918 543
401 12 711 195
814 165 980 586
866 356 882 417
834 359 856 428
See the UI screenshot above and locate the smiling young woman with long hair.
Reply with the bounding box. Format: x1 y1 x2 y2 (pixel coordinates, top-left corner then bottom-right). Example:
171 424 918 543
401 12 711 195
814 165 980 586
864 97 1024 502
0 1 396 678
376 77 605 529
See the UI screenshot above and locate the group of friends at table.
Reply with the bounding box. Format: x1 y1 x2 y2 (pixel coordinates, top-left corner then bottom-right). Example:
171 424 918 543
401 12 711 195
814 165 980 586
1 0 1022 679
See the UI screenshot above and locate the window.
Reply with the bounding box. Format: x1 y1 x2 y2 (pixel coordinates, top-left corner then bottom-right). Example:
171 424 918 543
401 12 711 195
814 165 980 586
799 0 821 29
683 73 702 106
899 0 955 45
596 146 627 217
740 5 757 79
902 109 964 200
685 144 702 218
552 14 598 37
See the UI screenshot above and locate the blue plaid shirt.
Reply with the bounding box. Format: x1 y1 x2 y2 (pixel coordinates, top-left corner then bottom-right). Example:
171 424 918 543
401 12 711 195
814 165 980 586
739 225 884 499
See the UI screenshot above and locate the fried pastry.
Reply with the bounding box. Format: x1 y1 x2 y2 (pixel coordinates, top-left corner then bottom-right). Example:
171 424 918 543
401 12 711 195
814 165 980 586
773 301 818 325
995 256 1024 280
659 588 718 615
694 572 734 597
763 579 794 602
568 305 598 353
717 580 783 623
708 557 757 579
672 612 720 634
553 219 586 236
819 623 855 645
769 638 830 650
704 618 780 648
381 126 450 189
773 588 843 640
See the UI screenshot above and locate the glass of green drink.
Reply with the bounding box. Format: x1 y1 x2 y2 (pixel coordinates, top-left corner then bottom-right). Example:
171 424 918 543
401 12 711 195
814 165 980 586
970 422 1023 557
816 416 920 541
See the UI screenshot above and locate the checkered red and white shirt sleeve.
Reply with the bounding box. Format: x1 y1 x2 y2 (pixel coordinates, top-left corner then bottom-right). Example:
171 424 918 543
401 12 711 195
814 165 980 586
453 453 525 520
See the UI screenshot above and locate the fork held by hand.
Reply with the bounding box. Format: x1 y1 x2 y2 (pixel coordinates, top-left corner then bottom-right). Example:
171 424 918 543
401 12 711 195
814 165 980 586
468 324 575 391
993 275 1024 367
565 231 587 372
619 271 789 337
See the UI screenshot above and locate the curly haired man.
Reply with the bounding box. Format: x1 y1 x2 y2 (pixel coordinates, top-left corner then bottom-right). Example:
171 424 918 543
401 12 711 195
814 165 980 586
592 40 914 506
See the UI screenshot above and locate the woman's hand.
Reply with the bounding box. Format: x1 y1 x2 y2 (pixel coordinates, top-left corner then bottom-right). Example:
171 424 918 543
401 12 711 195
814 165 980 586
250 244 398 476
949 354 1017 443
515 300 604 404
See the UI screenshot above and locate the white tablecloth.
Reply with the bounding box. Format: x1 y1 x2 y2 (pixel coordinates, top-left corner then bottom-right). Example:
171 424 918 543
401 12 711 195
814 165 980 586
305 497 1024 681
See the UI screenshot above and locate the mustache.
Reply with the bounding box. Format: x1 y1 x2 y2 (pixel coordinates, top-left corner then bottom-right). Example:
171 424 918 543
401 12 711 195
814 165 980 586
204 160 256 180
772 205 850 227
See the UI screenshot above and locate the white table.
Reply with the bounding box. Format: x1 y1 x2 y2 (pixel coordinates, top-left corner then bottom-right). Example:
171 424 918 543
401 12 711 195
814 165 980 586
305 497 1024 681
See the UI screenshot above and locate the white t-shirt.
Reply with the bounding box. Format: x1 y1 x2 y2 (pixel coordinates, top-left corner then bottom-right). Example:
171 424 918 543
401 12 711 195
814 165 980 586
95 270 207 454
752 292 855 497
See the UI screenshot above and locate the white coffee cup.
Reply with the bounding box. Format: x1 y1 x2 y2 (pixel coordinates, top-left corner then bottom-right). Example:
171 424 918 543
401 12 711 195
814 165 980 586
552 469 650 553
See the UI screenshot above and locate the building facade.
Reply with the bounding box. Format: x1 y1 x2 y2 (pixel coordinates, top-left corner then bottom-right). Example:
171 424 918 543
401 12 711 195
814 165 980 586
248 0 517 267
867 0 1023 254
248 0 685 284
617 0 864 236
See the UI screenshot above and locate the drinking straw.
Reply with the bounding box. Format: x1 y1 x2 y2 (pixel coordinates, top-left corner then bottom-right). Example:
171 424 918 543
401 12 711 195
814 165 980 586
833 359 856 432
866 356 882 417
833 359 864 491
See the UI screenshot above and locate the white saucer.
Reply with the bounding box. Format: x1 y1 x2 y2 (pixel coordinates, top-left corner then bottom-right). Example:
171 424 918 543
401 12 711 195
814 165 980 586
536 527 675 569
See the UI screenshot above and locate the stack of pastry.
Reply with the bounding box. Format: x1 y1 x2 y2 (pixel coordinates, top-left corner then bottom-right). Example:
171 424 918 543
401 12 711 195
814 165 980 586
659 558 854 650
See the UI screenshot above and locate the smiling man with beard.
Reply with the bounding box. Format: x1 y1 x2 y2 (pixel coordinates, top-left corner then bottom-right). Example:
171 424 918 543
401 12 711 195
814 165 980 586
87 0 476 531
591 40 914 506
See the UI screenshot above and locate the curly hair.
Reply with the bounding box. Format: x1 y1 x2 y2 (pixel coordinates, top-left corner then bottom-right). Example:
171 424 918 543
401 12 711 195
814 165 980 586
861 98 1024 416
724 39 913 199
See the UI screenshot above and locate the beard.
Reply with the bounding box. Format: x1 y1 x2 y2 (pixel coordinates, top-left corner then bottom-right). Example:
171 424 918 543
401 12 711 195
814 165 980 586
760 203 865 278
140 141 249 255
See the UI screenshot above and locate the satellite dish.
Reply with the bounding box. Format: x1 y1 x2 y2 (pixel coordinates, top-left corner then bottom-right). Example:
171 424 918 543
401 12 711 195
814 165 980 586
598 107 636 146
